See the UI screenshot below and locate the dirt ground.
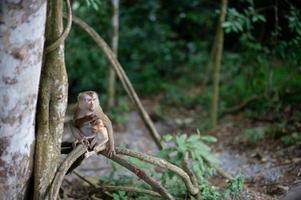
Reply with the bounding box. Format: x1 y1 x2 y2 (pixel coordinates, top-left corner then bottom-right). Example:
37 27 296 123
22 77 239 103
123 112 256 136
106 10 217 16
62 98 301 199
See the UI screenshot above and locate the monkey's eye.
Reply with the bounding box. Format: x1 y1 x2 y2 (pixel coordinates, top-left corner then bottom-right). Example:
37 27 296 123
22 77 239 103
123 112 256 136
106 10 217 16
93 98 96 101
84 98 91 102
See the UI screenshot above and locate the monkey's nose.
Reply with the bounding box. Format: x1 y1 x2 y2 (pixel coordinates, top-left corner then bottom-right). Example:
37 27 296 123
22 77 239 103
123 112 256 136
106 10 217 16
89 103 94 111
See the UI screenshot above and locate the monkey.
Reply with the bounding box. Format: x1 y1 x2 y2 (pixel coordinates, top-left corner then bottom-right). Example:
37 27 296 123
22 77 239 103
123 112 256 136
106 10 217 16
72 91 115 157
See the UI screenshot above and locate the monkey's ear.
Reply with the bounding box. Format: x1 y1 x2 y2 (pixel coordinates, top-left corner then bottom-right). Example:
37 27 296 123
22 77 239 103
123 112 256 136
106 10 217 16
93 91 99 98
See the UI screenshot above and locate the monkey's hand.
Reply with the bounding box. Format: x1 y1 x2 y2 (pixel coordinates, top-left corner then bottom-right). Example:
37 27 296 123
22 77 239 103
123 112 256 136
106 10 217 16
72 137 89 149
79 136 89 148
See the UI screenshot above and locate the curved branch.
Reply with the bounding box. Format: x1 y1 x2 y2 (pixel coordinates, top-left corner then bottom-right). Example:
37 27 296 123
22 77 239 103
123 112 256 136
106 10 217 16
182 152 201 200
116 147 199 195
73 170 97 188
202 155 232 180
220 95 260 118
101 151 175 200
74 168 161 197
68 15 163 150
45 0 72 54
49 143 174 200
49 145 87 200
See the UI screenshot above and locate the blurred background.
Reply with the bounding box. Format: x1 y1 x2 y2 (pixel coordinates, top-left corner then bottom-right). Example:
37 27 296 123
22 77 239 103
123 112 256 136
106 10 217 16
66 0 300 124
64 0 301 199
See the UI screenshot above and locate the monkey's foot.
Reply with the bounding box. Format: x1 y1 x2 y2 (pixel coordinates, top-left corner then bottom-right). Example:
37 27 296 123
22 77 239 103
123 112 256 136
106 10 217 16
106 148 116 158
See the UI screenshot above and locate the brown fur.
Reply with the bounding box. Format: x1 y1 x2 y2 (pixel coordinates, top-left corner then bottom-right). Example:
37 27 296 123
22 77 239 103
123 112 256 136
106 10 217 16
73 91 115 157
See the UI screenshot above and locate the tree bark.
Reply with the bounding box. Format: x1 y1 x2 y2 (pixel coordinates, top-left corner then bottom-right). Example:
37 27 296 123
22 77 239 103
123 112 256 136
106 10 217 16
210 0 228 129
34 0 68 199
0 1 47 199
107 0 119 109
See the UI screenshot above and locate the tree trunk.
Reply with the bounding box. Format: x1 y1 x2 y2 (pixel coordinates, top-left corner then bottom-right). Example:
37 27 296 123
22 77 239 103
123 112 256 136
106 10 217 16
210 0 228 129
34 0 68 199
0 1 47 199
107 0 119 109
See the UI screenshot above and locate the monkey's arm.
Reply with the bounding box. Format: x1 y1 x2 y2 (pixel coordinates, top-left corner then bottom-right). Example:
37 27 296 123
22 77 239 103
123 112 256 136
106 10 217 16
70 122 89 147
70 123 82 141
99 112 115 156
91 130 109 152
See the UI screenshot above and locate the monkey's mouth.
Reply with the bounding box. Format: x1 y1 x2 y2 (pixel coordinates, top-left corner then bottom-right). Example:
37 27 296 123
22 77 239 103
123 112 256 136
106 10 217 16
88 104 94 111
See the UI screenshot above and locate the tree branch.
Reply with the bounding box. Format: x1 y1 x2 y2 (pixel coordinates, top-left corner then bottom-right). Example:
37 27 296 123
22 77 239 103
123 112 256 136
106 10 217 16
115 147 199 195
182 152 201 200
202 156 232 180
220 95 260 118
73 170 162 198
49 144 174 200
100 151 175 200
45 0 72 54
49 145 87 200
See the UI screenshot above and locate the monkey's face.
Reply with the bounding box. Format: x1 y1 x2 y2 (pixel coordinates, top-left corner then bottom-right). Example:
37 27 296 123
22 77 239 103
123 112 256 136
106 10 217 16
78 91 98 112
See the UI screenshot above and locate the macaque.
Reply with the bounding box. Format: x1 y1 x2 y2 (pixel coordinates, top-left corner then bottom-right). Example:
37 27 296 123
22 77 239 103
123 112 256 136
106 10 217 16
72 91 115 157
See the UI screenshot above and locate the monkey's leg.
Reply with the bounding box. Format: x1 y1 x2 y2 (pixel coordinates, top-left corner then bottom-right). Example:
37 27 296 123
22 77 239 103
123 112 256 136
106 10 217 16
70 123 91 157
93 131 109 153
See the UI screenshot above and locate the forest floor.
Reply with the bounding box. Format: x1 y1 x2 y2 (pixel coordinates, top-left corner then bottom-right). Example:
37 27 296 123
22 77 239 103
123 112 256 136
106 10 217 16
63 97 301 199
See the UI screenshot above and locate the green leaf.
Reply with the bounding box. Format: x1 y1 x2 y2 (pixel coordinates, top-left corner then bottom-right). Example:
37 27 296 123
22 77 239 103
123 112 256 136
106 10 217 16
163 134 173 142
157 148 174 158
112 193 120 200
200 135 217 142
176 134 187 152
195 142 211 152
187 134 200 143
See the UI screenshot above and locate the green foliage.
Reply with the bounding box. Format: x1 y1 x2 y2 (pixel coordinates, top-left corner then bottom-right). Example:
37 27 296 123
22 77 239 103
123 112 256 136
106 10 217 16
224 1 300 67
224 175 244 198
244 123 301 146
96 132 244 199
159 133 218 170
281 132 301 145
265 123 288 139
84 0 101 10
159 133 245 199
200 182 221 200
224 0 267 56
107 97 130 124
244 127 266 143
112 191 127 200
223 1 266 34
66 0 216 98
276 6 301 66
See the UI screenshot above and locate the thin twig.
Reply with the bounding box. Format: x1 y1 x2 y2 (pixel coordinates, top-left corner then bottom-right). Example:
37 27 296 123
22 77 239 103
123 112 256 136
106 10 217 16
73 170 161 197
220 95 260 118
102 185 161 197
202 156 232 180
68 15 164 150
73 170 97 188
116 147 199 195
